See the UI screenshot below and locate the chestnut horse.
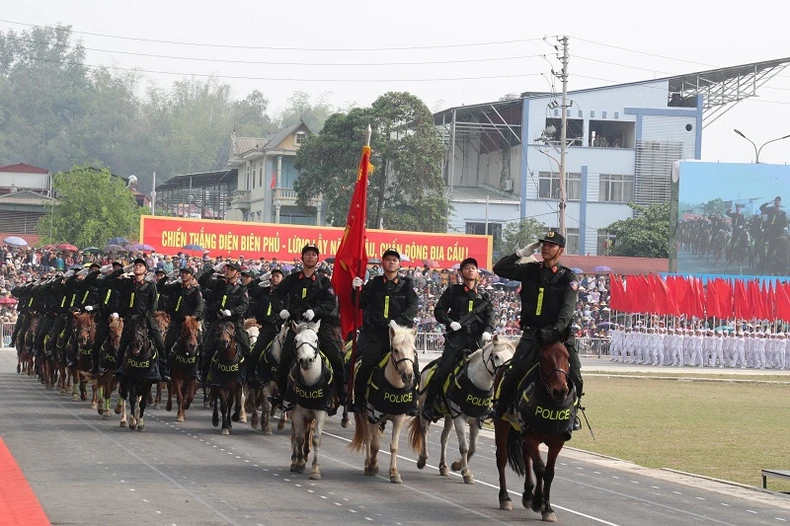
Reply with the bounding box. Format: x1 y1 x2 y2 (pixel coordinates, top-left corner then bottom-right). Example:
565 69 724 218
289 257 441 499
166 316 201 422
151 311 170 409
96 315 124 419
73 312 100 407
493 341 574 522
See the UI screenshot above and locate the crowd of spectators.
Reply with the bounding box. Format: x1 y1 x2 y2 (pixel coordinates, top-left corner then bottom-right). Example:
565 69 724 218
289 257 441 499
0 245 616 343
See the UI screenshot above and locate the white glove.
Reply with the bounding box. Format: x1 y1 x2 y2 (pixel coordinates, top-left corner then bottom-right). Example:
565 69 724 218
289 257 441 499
303 309 315 321
123 263 134 273
516 241 541 258
85 305 94 312
388 319 399 330
258 280 270 288
352 276 364 289
450 321 462 332
213 262 225 272
482 331 492 342
279 309 290 320
111 312 119 319
64 270 75 278
259 271 272 281
100 264 113 275
167 269 180 279
222 309 232 318
123 272 134 278
144 273 155 283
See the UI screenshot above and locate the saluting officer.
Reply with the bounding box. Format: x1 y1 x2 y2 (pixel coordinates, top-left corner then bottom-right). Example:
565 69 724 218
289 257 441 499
198 260 250 379
421 256 495 422
111 258 169 381
247 268 285 380
350 248 419 412
270 243 346 408
158 265 204 358
86 261 125 374
492 230 583 430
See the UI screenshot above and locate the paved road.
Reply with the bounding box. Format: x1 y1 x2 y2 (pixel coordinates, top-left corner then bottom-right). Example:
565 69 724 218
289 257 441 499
2 348 789 526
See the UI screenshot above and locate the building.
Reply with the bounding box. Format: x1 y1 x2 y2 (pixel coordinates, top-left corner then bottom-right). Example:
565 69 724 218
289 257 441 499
435 57 790 256
225 122 322 225
0 163 55 245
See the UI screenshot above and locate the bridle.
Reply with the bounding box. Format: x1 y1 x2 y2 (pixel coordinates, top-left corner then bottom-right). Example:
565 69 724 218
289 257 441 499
295 333 320 368
481 345 498 377
538 356 569 395
388 333 415 372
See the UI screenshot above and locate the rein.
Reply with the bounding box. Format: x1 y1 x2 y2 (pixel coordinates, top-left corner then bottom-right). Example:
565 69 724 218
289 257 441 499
539 363 569 394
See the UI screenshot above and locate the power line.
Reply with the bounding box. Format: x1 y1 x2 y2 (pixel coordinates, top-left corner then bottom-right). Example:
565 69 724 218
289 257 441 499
0 18 545 52
571 36 718 68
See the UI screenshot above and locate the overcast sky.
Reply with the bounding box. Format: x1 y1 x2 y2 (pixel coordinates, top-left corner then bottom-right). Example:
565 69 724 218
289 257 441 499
3 0 790 166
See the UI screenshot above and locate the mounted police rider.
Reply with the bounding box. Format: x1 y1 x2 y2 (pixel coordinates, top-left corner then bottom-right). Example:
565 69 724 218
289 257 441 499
421 256 495 422
492 230 583 431
248 268 285 382
270 243 347 409
726 203 748 249
86 261 124 374
350 248 419 412
158 265 204 370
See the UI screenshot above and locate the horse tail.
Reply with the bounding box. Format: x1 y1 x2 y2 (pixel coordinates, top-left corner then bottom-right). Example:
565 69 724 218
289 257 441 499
506 430 526 476
349 412 366 452
407 414 425 454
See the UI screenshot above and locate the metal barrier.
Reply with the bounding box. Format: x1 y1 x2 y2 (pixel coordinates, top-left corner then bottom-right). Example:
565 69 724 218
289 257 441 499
415 332 444 353
0 322 12 347
576 336 611 357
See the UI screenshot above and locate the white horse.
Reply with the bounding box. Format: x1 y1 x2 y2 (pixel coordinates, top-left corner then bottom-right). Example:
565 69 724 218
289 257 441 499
247 322 289 434
289 320 331 480
350 324 418 484
410 335 515 483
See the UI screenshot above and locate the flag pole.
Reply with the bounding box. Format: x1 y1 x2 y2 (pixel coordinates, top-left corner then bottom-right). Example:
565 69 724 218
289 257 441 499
349 125 372 406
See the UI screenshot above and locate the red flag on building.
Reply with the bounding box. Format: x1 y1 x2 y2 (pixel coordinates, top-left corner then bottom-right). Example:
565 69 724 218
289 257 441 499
331 144 372 337
270 171 277 189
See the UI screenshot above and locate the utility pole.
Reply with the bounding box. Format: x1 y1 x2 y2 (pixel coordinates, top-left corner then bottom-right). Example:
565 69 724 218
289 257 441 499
151 171 156 215
558 35 569 237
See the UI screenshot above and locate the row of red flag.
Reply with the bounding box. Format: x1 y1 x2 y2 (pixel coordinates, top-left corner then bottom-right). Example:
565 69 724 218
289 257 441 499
609 273 790 322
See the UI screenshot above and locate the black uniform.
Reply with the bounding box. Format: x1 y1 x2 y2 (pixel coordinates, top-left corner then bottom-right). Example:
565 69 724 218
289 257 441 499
247 279 283 384
492 254 582 414
10 282 35 347
760 201 788 239
271 269 345 402
198 268 250 380
423 282 495 416
726 208 748 247
352 275 419 408
86 270 124 371
159 277 204 358
111 274 167 379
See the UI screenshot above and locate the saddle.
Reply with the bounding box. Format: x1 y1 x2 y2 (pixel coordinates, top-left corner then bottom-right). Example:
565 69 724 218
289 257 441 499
284 351 334 411
422 355 491 420
359 352 417 422
209 351 245 387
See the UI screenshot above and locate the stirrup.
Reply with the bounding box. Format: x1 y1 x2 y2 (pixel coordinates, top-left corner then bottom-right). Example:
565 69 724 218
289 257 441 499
572 415 582 431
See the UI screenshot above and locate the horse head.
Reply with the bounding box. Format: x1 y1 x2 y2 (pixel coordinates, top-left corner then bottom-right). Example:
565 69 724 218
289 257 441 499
539 341 570 403
388 324 417 388
74 312 96 349
128 315 151 358
244 318 260 348
108 316 124 354
180 316 200 356
481 335 515 376
217 321 237 360
154 311 170 335
293 320 321 371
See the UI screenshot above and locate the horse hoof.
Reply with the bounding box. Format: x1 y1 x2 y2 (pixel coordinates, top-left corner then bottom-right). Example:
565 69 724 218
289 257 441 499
221 428 229 435
542 511 557 522
166 402 172 412
137 422 145 432
277 421 286 431
451 460 462 472
203 401 210 409
309 472 321 481
212 416 219 427
120 420 126 427
91 402 98 410
81 392 88 401
238 416 247 424
416 456 427 470
341 417 349 428
153 403 160 410
263 426 272 436
102 411 110 420
439 466 449 477
462 472 474 485
176 415 185 423
390 473 402 484
499 499 513 511
72 394 79 401
292 464 305 474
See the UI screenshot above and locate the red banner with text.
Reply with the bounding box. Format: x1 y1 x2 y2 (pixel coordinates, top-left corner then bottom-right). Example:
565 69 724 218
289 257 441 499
140 216 492 269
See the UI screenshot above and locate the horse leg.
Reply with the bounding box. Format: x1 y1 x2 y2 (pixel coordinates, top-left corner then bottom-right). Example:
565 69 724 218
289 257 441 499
174 378 185 422
237 385 247 424
527 441 544 513
451 417 476 484
495 422 513 511
438 416 453 476
290 413 306 473
211 389 220 428
166 379 174 412
90 381 99 410
138 385 149 432
231 386 242 423
220 389 231 434
261 386 272 434
185 378 196 411
389 416 404 483
416 415 430 469
95 386 104 415
309 412 326 480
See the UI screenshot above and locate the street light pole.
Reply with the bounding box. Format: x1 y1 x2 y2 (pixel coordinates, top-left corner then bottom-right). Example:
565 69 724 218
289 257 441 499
733 129 790 163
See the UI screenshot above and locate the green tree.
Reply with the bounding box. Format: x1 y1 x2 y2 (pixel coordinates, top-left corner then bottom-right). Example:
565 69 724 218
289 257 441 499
501 217 547 255
605 203 670 258
294 92 448 232
702 197 728 217
38 165 144 247
278 91 334 133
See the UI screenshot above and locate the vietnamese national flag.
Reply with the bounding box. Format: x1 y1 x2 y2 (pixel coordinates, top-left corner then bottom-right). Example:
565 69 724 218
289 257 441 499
332 145 372 337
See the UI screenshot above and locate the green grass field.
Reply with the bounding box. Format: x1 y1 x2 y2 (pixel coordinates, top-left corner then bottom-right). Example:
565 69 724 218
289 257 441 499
569 374 790 492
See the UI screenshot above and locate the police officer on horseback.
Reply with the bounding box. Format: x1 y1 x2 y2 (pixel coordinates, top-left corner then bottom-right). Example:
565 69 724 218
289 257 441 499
86 261 124 374
492 230 583 430
421 256 495 422
726 204 748 248
198 260 251 380
350 248 419 412
158 265 204 364
247 268 285 381
270 243 347 409
112 258 169 381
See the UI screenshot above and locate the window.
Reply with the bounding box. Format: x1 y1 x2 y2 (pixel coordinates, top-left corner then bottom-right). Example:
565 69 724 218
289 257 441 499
465 222 502 242
598 174 634 203
588 120 635 148
252 166 256 189
538 172 581 200
259 163 263 188
245 164 251 190
597 229 614 255
295 131 306 146
544 118 584 146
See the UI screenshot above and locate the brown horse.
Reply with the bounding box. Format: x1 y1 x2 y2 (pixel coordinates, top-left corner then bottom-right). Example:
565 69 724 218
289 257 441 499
210 321 244 434
493 342 573 522
73 311 100 408
17 312 38 376
151 311 170 409
96 315 124 419
167 316 201 422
